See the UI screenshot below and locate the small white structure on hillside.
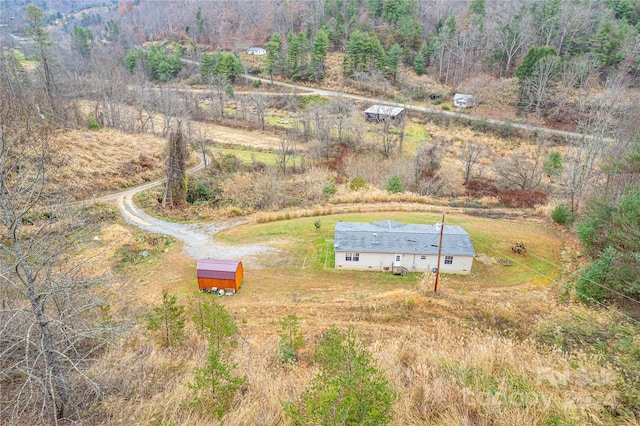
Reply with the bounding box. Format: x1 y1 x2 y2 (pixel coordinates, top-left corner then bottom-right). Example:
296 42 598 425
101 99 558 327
453 93 476 108
247 47 266 55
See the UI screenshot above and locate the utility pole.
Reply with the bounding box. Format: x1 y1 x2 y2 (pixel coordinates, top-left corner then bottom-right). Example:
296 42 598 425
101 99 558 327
434 210 445 293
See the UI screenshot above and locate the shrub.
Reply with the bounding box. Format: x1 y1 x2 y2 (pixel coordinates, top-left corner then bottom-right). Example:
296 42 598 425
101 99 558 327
441 105 450 111
498 190 548 208
551 204 573 225
349 176 366 191
87 114 100 130
252 79 262 88
187 182 214 204
322 177 337 195
464 180 499 197
386 175 404 193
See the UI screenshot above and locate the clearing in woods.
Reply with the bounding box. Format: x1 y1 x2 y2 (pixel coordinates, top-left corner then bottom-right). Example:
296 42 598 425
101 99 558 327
133 211 563 341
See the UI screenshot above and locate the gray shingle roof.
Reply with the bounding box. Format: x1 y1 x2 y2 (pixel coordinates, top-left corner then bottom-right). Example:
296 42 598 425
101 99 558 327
333 220 476 256
364 105 405 116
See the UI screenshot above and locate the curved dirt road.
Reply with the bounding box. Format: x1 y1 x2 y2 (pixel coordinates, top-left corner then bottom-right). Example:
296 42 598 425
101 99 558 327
97 155 273 266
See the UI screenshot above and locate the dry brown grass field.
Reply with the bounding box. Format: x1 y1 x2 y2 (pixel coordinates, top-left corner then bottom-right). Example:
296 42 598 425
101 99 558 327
88 204 640 425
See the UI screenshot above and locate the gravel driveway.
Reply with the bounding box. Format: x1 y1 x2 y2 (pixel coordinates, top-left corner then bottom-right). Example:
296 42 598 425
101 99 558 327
99 156 274 267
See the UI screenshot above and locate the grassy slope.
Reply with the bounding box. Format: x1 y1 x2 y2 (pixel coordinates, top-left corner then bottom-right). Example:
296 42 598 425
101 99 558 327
98 210 640 425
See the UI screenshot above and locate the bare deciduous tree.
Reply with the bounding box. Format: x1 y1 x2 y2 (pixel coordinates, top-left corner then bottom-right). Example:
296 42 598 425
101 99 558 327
415 140 441 195
378 116 404 158
561 78 627 212
493 150 543 190
520 55 561 116
275 132 297 175
458 141 487 182
187 124 212 170
249 93 269 131
0 96 123 424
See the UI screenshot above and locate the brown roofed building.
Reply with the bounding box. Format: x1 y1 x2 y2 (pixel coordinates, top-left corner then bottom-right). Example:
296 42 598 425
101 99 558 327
197 259 244 293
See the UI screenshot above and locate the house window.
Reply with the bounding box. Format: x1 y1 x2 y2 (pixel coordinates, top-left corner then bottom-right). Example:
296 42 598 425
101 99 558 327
345 253 360 262
444 256 453 265
420 255 427 260
395 255 401 262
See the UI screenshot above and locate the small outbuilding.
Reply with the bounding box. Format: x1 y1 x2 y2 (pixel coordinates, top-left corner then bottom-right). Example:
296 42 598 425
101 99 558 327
365 105 405 122
247 46 266 55
453 93 476 108
197 259 244 293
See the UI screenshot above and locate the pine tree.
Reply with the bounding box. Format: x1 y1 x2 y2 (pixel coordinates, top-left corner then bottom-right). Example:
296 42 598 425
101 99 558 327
146 291 186 348
265 32 283 85
413 43 428 75
284 326 396 425
188 297 244 418
308 28 329 81
386 43 401 80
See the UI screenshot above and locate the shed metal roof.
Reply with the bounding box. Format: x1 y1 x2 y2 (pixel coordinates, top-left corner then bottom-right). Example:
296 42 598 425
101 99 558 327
197 259 241 280
364 105 405 116
333 220 476 256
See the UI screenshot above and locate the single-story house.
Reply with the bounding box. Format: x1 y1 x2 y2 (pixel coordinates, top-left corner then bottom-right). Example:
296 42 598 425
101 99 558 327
334 220 476 274
453 93 476 108
364 105 405 122
197 259 244 292
247 46 266 55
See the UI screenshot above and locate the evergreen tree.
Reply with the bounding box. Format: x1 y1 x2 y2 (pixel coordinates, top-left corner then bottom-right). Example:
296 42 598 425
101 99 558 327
164 122 187 207
24 5 57 108
277 314 305 363
125 48 145 74
386 175 404 193
146 291 186 348
469 0 486 15
265 32 283 85
71 25 93 60
343 30 386 76
191 296 238 350
515 46 558 80
216 52 243 82
200 52 218 81
413 42 428 75
188 298 244 418
284 326 396 425
386 43 402 80
308 28 329 81
146 44 181 81
286 31 302 78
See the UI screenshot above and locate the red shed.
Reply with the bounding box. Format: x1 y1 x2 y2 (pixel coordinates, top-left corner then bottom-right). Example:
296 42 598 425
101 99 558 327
197 259 244 292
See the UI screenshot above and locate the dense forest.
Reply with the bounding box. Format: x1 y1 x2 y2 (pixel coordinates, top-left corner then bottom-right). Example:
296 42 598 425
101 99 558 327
1 0 640 424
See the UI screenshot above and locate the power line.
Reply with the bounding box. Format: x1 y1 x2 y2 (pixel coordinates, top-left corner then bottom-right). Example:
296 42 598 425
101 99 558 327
470 238 640 326
462 220 640 307
523 248 640 306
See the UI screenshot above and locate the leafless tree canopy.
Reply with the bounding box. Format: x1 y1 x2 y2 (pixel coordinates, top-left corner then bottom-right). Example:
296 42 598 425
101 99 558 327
0 95 125 425
493 150 543 191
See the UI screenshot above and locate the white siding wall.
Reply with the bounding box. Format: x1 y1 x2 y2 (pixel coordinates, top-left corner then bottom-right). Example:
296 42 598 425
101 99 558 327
335 251 473 274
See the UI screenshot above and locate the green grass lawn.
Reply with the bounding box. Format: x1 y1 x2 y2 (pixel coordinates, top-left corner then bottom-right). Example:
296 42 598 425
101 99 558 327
216 212 562 290
214 146 276 166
